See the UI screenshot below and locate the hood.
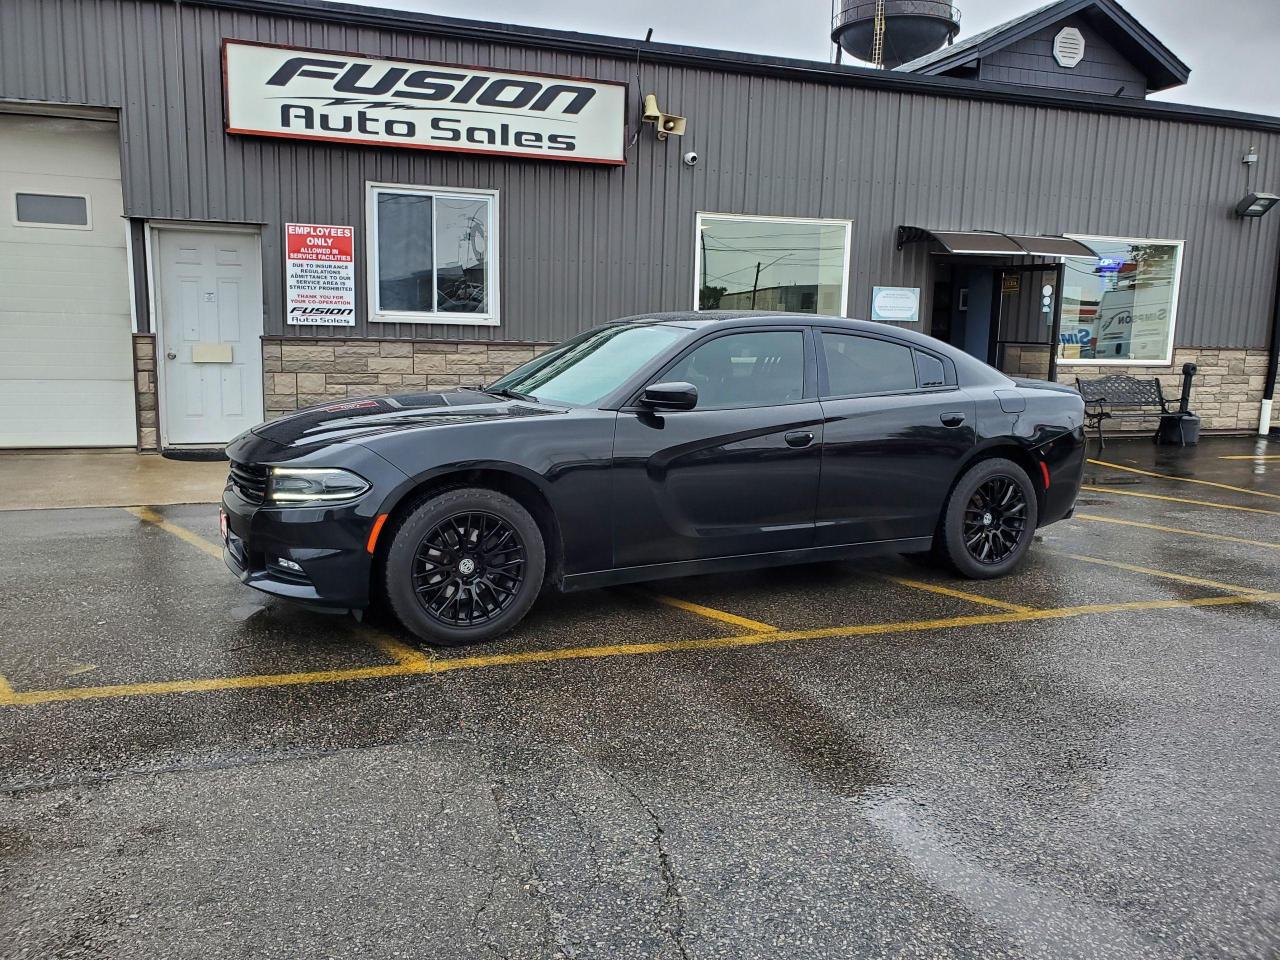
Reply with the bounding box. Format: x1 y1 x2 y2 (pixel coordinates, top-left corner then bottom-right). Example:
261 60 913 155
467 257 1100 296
249 389 560 450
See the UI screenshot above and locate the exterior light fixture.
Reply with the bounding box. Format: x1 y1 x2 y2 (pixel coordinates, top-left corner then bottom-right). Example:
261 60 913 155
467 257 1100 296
1243 146 1259 165
1235 192 1279 218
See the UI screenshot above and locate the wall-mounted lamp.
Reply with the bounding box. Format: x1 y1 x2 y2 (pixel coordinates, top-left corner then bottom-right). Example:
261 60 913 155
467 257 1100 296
641 94 686 140
1235 192 1279 218
1243 146 1259 165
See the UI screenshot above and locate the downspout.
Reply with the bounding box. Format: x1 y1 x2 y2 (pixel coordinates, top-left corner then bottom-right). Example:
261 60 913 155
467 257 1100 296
1262 239 1280 435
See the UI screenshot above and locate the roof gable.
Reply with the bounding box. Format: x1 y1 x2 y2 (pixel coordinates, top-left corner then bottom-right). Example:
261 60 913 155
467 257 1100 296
896 0 1189 93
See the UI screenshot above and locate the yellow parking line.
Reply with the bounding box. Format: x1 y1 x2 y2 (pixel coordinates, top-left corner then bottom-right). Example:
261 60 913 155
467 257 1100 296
1088 458 1280 501
882 575 1033 612
1046 550 1264 595
357 626 436 667
1218 455 1280 461
1080 485 1280 516
125 505 224 559
1073 513 1279 550
7 591 1278 706
123 505 432 667
0 674 15 706
646 593 777 632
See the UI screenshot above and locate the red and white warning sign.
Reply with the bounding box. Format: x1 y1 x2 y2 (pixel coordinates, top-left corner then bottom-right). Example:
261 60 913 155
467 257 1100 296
285 222 356 326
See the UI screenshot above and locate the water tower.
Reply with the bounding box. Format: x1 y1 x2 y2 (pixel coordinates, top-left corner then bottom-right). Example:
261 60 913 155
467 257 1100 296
831 0 961 69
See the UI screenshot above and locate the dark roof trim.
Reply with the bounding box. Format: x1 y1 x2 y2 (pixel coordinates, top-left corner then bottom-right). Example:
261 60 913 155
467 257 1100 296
176 0 1279 134
900 0 1189 91
897 227 1100 258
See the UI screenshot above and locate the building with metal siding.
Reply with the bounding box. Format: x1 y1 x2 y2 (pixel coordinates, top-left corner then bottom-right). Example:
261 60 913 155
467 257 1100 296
0 0 1277 449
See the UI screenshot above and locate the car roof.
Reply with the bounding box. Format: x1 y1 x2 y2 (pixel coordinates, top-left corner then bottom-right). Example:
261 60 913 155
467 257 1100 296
613 311 939 347
608 310 1010 386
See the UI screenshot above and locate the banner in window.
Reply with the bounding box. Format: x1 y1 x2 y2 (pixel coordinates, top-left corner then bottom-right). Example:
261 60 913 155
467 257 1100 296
285 223 356 326
224 40 627 164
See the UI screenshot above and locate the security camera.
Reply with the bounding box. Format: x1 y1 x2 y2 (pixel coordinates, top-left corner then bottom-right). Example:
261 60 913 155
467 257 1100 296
682 150 699 167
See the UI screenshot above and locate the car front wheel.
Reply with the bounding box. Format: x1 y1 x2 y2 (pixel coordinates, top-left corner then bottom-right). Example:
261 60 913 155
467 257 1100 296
938 458 1038 580
384 487 546 646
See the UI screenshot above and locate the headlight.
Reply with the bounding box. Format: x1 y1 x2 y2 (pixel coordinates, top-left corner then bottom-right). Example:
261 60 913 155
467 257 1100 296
268 467 370 504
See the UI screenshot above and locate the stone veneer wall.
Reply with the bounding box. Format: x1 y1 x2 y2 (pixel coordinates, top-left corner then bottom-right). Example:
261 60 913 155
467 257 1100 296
262 338 550 417
1004 344 1274 433
133 334 158 451
129 336 1274 452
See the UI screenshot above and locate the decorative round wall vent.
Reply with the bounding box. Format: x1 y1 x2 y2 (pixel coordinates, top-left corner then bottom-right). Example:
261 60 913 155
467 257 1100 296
1054 26 1086 68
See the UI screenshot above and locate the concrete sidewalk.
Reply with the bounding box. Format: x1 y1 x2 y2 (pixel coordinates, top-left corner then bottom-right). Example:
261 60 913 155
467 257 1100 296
0 450 226 510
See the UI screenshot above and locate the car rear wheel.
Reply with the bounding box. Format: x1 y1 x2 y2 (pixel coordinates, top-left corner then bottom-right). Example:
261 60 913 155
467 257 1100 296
385 487 545 646
937 458 1037 580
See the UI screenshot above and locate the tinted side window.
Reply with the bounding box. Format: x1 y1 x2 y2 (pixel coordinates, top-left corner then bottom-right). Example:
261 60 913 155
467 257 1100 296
664 331 805 409
915 351 947 388
821 334 917 396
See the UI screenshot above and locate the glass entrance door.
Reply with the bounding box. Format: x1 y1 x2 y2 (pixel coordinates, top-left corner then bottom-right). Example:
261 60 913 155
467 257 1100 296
992 264 1062 381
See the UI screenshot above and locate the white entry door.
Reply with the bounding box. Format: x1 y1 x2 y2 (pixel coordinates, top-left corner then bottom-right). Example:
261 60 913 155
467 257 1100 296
155 228 264 445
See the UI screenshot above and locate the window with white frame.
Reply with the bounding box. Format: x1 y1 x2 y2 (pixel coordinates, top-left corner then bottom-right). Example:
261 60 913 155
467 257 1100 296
1058 236 1184 364
367 183 498 325
695 213 851 315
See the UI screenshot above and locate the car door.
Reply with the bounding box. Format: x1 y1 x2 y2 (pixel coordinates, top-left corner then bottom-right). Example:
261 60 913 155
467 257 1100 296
611 327 824 569
815 330 976 546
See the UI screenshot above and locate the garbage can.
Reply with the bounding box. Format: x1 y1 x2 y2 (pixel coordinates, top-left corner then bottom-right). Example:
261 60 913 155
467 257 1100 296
1158 413 1200 445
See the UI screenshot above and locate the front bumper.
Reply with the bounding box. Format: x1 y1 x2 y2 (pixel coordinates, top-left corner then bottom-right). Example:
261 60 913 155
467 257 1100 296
221 486 378 609
219 438 412 610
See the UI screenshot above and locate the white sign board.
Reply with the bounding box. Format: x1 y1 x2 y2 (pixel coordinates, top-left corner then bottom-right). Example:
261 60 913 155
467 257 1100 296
285 223 356 326
871 286 921 323
224 40 627 165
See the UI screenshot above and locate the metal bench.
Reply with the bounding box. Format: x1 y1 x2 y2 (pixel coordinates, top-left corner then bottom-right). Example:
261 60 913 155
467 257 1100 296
1075 374 1191 449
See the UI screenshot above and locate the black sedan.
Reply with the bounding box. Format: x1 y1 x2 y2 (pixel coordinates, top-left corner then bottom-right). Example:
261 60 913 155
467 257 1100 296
222 313 1086 645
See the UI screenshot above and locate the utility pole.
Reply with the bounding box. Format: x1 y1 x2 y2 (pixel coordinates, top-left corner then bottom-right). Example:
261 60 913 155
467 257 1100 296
750 261 763 309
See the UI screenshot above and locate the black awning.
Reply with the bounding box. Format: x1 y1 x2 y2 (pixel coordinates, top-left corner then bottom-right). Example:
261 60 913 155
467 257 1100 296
897 226 1099 258
1003 234 1100 258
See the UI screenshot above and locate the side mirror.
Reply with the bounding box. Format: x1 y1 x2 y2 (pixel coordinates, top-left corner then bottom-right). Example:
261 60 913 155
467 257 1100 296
640 381 698 411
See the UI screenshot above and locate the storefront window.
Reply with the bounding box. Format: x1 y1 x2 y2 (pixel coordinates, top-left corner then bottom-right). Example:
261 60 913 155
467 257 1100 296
368 184 497 324
1058 236 1184 364
695 213 851 315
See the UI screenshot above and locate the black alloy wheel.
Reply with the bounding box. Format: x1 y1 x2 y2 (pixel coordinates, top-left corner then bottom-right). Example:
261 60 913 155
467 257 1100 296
962 475 1028 565
413 511 526 626
937 457 1038 580
384 487 546 646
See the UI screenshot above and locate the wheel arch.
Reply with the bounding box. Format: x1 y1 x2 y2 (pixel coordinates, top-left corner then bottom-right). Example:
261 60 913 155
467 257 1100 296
948 439 1049 522
371 463 565 600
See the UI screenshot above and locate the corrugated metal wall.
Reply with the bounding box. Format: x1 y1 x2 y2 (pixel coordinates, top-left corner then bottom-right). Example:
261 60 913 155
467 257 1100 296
2 0 1278 349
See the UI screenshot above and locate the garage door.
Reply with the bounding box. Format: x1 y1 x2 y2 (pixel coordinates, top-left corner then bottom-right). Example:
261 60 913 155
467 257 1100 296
0 113 136 447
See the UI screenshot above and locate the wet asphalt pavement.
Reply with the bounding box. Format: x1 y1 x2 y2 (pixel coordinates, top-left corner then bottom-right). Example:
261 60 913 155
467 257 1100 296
1 437 1278 959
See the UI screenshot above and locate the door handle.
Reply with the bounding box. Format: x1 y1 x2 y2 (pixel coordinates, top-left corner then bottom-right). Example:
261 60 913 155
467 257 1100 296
784 430 815 448
166 351 177 360
940 412 966 427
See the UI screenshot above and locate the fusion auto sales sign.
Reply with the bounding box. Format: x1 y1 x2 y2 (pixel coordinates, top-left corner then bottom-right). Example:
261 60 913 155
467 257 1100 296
223 40 627 164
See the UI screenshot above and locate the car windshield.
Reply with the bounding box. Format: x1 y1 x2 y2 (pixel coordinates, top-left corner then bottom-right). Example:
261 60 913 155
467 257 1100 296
488 324 685 406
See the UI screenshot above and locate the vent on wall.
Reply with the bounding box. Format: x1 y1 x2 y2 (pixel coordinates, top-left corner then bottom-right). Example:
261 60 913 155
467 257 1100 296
1053 26 1086 68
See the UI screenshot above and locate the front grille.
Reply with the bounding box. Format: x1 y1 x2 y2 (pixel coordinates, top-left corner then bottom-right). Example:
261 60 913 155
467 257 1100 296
229 461 268 503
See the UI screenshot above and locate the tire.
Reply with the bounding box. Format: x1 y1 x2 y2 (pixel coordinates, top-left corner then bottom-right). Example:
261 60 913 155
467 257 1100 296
384 487 545 646
937 458 1038 580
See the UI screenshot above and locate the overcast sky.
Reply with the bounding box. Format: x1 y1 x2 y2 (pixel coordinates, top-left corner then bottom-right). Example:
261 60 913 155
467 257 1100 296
332 0 1279 116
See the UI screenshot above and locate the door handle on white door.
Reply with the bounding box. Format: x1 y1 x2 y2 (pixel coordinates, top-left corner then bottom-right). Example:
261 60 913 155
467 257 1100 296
166 351 177 360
